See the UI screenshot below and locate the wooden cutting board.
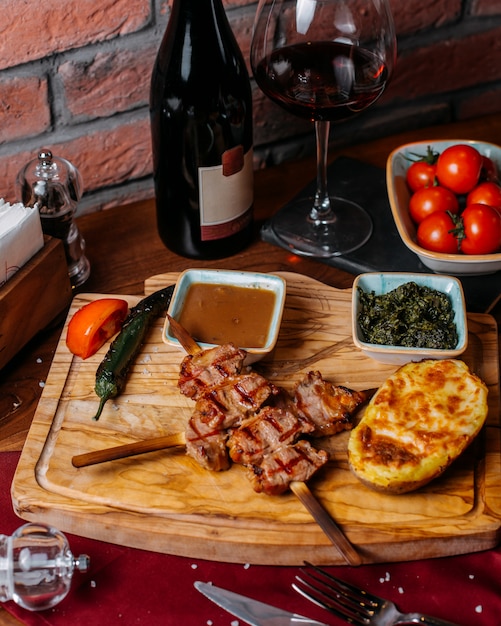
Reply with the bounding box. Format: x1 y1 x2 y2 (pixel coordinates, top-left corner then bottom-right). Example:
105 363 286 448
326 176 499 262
11 272 501 565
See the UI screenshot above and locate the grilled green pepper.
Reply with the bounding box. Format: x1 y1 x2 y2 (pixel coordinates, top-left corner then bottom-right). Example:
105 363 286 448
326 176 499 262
92 285 174 420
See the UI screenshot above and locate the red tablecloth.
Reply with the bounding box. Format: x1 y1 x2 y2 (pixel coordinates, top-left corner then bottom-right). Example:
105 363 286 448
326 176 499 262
1 451 500 626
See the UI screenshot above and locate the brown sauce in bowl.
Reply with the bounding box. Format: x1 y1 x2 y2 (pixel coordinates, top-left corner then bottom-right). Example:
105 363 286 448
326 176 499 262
178 283 277 348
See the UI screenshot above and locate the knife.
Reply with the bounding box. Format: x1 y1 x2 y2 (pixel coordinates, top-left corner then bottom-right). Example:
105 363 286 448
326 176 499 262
194 581 330 626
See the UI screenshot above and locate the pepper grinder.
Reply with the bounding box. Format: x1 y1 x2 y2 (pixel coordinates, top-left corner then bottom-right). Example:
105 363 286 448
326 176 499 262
0 522 90 611
16 150 91 288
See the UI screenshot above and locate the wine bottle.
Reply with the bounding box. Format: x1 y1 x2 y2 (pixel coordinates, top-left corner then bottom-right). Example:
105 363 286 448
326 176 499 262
150 0 254 259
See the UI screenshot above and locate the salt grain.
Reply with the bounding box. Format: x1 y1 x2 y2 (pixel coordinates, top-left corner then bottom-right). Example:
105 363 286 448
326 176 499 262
39 381 45 388
398 587 404 594
468 574 475 580
243 563 250 570
475 605 483 613
190 563 198 569
231 621 239 626
36 357 42 363
90 580 97 588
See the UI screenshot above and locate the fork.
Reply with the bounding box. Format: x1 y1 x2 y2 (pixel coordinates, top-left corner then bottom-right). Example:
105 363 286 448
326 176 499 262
292 562 462 626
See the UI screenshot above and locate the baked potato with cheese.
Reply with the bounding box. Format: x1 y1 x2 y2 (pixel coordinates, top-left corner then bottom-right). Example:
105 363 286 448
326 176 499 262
348 359 488 494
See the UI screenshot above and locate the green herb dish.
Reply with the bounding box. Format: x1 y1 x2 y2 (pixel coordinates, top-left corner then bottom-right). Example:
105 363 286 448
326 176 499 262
352 273 467 365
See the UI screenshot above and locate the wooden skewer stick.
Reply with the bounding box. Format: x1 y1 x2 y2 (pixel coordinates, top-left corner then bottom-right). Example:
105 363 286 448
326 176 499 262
72 432 186 468
167 314 201 355
290 481 361 566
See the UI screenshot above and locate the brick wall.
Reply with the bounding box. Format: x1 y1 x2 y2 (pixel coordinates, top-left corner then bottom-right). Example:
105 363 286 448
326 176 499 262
1 0 501 214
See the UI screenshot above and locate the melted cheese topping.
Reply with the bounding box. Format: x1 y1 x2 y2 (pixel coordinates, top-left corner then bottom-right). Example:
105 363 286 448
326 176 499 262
348 359 488 493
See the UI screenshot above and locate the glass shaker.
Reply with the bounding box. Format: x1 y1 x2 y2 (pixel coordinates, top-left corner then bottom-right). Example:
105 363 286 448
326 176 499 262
16 150 91 288
0 522 90 611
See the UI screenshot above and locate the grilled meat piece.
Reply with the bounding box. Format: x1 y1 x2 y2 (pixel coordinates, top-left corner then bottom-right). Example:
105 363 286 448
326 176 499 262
185 372 279 471
201 372 280 430
178 343 246 400
294 370 370 437
228 405 314 465
247 440 329 496
185 419 230 472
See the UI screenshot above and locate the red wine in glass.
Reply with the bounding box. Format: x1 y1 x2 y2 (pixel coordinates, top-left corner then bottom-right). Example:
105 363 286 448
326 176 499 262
255 42 388 123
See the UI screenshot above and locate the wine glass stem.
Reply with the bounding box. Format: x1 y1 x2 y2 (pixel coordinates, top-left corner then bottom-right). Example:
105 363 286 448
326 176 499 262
310 120 336 226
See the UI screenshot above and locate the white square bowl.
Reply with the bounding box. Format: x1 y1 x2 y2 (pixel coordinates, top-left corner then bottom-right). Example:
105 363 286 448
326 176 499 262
163 268 286 363
386 139 501 275
352 272 468 365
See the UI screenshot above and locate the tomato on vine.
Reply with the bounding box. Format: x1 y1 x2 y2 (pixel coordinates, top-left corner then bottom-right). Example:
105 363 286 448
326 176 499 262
405 146 439 192
406 162 437 192
458 204 501 255
466 181 501 212
416 211 459 254
409 186 459 224
436 144 483 194
480 155 499 182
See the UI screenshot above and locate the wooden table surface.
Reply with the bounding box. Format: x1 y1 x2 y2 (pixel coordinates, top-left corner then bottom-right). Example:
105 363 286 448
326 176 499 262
1 113 500 624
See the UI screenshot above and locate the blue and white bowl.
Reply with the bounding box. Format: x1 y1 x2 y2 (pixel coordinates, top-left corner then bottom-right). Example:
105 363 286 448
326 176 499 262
163 268 286 364
352 272 468 365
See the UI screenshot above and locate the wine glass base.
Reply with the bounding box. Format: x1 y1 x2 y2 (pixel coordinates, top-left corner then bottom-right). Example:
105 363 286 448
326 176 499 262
270 196 373 258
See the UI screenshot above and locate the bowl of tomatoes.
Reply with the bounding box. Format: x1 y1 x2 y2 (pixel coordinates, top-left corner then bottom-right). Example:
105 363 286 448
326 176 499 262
386 140 501 275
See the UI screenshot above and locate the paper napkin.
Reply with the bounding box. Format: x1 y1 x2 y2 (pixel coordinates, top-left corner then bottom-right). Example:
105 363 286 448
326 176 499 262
0 198 44 287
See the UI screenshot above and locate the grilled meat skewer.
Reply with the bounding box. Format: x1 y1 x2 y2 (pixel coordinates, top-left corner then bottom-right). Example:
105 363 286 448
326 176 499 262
178 342 246 400
186 371 280 471
249 440 329 496
228 405 314 466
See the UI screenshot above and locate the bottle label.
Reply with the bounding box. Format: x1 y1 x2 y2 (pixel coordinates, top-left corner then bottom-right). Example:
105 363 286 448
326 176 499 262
198 148 253 241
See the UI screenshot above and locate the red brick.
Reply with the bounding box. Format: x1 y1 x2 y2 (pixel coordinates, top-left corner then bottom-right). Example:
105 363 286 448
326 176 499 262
80 182 155 214
0 117 152 205
0 77 50 143
456 86 501 120
470 0 501 16
385 26 501 102
253 90 311 148
0 0 151 71
58 47 157 120
390 0 462 34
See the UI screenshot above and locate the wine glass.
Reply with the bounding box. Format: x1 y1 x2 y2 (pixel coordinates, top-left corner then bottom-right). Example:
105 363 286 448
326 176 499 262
251 0 397 257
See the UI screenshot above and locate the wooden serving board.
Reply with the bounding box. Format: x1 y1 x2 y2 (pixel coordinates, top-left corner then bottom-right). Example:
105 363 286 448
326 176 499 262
11 272 501 565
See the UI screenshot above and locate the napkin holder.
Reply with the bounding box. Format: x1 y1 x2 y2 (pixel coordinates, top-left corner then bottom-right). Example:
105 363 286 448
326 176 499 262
0 236 72 371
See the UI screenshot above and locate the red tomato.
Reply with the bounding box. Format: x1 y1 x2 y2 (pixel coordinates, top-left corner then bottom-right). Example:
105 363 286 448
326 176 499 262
459 204 501 255
66 298 129 359
416 211 459 254
466 181 501 212
409 186 459 224
406 161 437 192
436 144 483 194
480 155 499 182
